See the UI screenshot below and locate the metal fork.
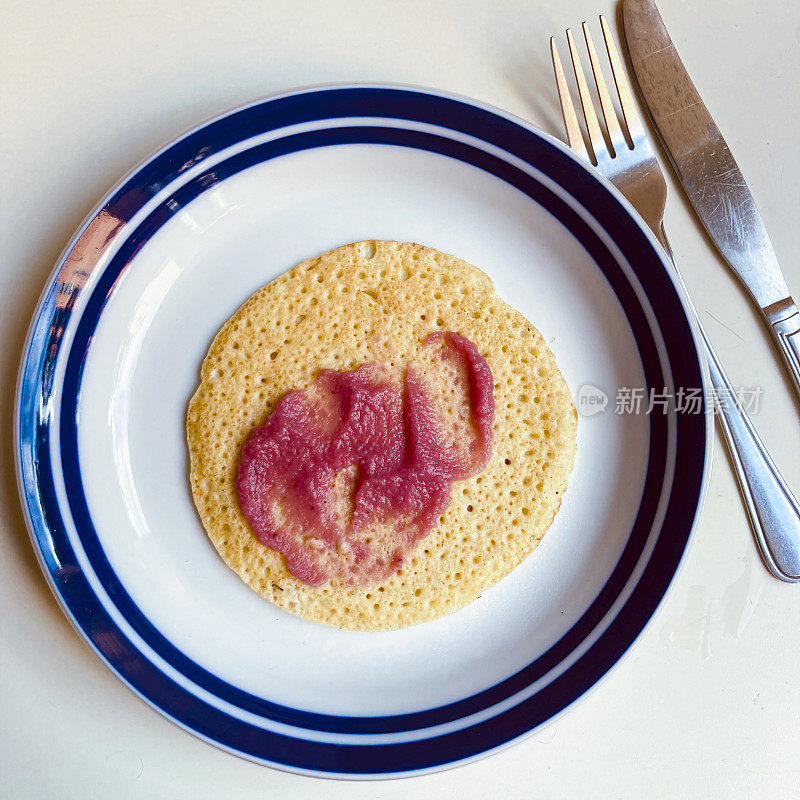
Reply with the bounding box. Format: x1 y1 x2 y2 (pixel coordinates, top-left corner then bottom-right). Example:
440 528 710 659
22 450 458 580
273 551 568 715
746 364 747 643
551 16 800 582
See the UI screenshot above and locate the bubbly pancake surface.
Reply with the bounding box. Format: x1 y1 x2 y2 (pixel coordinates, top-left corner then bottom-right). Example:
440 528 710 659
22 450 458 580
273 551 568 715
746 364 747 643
187 241 578 630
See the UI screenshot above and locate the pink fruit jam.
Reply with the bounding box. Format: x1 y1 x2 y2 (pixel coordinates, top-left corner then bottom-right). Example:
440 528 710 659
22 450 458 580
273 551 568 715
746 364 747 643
236 332 494 586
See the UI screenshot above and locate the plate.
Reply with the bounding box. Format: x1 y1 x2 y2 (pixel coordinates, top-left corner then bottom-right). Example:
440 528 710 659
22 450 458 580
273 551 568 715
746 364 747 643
14 84 711 778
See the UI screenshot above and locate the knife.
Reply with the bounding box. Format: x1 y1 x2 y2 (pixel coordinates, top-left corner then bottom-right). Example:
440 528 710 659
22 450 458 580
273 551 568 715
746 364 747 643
622 0 800 404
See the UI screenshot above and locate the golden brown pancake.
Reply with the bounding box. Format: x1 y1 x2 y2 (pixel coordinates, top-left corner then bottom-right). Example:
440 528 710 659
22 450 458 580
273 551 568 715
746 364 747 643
187 241 577 630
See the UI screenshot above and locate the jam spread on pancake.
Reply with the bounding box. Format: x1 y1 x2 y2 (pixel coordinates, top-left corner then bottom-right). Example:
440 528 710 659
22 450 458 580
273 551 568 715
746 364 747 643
236 332 494 586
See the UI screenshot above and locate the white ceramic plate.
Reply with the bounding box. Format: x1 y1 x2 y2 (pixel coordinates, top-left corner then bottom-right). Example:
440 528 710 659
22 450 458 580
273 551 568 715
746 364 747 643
15 84 711 777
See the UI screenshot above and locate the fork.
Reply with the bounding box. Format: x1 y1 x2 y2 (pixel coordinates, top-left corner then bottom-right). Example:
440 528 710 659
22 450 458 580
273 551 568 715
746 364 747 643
551 17 800 582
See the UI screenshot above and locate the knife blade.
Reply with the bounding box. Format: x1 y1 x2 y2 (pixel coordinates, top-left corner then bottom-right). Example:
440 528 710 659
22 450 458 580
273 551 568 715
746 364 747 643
623 0 800 401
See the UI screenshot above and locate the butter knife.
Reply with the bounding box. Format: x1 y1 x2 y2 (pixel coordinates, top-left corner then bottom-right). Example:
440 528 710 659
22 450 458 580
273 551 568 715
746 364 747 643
623 0 800 403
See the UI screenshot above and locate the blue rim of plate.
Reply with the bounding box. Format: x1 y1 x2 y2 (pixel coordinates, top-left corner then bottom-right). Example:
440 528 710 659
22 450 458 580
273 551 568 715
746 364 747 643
15 85 710 778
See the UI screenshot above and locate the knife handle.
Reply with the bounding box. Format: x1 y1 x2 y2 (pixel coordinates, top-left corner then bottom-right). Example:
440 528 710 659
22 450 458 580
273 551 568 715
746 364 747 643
764 299 800 405
658 225 800 582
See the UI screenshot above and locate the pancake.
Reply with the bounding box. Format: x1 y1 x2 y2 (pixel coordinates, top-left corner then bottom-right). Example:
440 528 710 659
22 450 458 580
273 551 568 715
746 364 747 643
187 241 577 630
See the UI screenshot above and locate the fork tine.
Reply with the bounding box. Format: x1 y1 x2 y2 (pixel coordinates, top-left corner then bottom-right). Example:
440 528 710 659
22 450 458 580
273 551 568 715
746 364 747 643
582 21 625 155
566 27 606 164
600 15 643 140
550 37 590 162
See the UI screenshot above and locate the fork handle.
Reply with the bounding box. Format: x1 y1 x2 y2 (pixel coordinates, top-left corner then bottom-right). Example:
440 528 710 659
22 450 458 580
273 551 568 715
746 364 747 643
702 325 800 581
659 226 800 581
764 298 800 405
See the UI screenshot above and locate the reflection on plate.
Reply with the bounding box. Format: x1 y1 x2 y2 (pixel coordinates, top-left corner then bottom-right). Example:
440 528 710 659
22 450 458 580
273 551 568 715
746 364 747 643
15 85 711 778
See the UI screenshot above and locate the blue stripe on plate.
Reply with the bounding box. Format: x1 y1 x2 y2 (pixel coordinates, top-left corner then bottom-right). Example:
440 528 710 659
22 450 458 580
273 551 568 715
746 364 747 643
18 87 706 773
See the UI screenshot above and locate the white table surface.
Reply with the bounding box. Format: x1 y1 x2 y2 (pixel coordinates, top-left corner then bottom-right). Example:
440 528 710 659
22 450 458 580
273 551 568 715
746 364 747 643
2 0 799 796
